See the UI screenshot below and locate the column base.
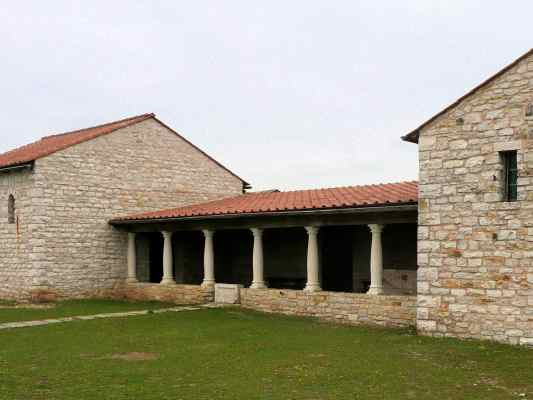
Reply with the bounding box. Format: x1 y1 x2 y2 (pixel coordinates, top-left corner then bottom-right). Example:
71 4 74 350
126 277 138 284
250 282 267 289
201 280 215 288
303 284 322 293
160 278 176 286
367 286 384 295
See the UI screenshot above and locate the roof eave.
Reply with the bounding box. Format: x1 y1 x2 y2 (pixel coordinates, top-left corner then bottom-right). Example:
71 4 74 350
0 161 34 174
401 131 419 144
109 202 419 226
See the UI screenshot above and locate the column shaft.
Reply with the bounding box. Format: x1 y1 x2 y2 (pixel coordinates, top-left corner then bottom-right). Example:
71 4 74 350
160 231 175 285
251 228 266 289
202 230 215 287
126 232 138 283
368 224 384 295
304 226 321 292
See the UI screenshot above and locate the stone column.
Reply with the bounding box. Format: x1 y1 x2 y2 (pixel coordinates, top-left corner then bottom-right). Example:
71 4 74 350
304 226 321 292
250 228 267 289
367 224 385 295
126 232 138 283
160 231 175 285
202 229 215 288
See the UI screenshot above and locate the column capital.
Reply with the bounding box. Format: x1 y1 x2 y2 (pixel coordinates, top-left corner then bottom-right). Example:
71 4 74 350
202 229 214 239
128 232 136 239
161 230 173 239
368 224 385 235
250 227 263 237
305 226 320 236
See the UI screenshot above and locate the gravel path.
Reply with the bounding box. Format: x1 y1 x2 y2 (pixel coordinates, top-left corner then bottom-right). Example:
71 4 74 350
0 305 206 330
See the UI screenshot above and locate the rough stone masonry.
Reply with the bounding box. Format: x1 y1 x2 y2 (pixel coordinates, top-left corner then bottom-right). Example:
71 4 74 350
0 118 244 300
416 51 533 346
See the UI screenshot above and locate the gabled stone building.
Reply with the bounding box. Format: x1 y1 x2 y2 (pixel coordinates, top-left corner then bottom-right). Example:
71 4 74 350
1 49 532 346
403 48 533 346
0 114 247 300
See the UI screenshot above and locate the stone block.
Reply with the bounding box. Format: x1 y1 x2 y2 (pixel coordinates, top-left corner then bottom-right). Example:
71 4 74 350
215 283 243 304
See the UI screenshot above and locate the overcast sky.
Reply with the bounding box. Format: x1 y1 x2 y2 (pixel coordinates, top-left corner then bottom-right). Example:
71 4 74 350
1 2 531 190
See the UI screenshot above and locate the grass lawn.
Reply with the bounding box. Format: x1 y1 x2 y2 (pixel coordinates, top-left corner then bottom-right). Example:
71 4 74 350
0 306 532 400
0 299 175 323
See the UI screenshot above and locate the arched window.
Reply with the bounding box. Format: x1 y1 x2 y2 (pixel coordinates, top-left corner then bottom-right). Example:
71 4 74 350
8 195 15 224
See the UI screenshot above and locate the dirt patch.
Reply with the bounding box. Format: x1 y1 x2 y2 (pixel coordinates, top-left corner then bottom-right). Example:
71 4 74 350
82 352 160 361
109 352 159 361
307 353 327 358
29 289 60 303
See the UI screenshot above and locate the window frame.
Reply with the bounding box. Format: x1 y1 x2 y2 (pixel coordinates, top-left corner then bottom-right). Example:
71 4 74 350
8 194 15 224
501 150 518 202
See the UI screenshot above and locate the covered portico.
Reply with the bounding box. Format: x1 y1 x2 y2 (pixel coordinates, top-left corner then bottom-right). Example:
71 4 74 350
110 182 418 327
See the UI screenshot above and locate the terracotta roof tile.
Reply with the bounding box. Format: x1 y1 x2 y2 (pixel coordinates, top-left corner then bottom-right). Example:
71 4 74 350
0 113 154 169
0 113 249 186
112 181 418 222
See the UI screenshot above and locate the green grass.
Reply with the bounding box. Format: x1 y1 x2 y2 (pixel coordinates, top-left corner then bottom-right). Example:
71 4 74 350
0 306 532 399
0 299 16 307
0 299 175 323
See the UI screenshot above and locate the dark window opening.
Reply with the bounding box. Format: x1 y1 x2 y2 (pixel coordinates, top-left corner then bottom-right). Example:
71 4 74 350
501 151 518 202
321 226 355 293
148 234 164 283
8 195 15 224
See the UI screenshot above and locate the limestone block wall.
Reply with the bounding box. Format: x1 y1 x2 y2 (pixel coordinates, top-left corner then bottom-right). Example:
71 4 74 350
0 169 34 299
25 118 243 299
383 269 417 294
241 288 416 328
417 52 533 346
117 282 214 305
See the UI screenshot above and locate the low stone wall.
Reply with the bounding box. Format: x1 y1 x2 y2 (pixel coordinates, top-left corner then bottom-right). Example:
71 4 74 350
116 283 214 305
240 288 416 328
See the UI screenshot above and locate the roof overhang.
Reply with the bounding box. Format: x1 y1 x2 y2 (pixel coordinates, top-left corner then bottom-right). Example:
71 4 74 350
109 202 418 226
402 131 419 144
0 162 34 174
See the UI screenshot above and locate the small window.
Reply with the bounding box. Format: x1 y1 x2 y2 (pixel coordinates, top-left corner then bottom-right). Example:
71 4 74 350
8 195 15 224
501 151 518 202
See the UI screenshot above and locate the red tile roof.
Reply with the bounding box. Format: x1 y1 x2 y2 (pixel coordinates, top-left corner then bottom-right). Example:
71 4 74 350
0 113 155 169
0 113 249 186
403 48 533 144
111 181 418 223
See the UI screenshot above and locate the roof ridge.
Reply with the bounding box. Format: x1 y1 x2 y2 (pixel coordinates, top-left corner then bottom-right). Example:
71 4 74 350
41 113 155 140
0 113 156 170
0 112 249 186
275 180 418 194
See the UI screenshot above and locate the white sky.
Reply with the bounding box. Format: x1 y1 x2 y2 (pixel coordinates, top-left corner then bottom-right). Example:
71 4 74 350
1 1 531 190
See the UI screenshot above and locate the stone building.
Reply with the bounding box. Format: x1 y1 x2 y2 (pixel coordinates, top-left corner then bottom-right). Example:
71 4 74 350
0 114 247 300
403 48 533 346
1 49 532 346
